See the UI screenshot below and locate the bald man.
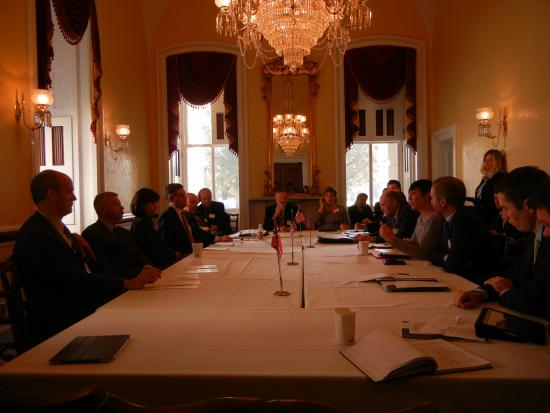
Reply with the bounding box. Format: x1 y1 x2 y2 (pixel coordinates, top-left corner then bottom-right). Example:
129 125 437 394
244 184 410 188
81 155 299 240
82 192 160 280
14 170 159 345
186 193 231 245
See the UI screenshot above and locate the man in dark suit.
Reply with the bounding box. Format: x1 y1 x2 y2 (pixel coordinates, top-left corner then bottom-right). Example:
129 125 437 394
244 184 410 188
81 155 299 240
197 188 231 235
186 193 232 246
13 170 159 345
455 167 550 320
379 189 419 239
157 183 194 256
82 192 160 280
263 189 298 232
430 176 494 283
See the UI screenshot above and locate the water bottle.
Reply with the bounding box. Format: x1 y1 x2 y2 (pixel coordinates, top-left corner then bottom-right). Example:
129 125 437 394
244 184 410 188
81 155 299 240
257 224 264 239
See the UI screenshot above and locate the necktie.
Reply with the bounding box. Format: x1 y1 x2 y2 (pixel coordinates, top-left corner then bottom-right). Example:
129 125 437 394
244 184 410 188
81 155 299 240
443 221 452 250
534 225 544 265
181 211 195 243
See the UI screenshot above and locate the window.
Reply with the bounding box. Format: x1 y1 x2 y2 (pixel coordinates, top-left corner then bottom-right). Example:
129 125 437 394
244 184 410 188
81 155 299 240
170 95 239 209
346 88 404 206
346 142 400 206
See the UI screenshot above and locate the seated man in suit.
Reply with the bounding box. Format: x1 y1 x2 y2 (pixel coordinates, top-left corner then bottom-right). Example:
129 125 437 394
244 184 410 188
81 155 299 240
186 193 232 246
379 179 443 259
430 176 494 283
157 183 194 256
455 167 550 320
13 170 159 344
379 189 419 239
197 188 231 235
263 189 299 232
82 192 160 280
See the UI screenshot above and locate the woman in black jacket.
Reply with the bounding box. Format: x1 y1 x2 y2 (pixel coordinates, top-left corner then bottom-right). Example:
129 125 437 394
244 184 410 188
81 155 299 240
131 188 181 269
474 149 507 225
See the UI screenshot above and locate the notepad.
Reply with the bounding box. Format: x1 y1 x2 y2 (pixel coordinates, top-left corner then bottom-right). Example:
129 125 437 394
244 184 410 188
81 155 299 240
370 248 410 258
49 335 130 364
379 280 449 292
341 329 491 382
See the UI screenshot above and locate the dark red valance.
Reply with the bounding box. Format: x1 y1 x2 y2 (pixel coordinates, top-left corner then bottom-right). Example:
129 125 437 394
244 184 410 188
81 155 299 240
36 0 54 89
344 46 416 151
52 0 91 44
36 0 103 139
166 52 238 157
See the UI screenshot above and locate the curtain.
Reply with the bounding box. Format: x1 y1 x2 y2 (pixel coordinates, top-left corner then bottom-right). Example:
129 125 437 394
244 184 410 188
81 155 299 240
166 52 238 158
36 0 103 140
36 0 54 89
344 46 417 151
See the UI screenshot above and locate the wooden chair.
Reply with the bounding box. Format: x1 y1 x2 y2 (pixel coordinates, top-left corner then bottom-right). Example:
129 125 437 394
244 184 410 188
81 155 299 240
229 213 239 233
0 258 30 355
263 399 354 413
99 395 265 413
0 385 106 412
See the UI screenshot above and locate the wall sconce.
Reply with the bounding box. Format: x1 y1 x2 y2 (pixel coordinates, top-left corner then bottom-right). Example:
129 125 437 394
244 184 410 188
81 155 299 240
105 124 130 153
475 107 507 145
14 89 54 130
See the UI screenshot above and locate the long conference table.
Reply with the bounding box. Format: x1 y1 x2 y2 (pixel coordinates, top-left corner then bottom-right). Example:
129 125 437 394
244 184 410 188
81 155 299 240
1 233 549 412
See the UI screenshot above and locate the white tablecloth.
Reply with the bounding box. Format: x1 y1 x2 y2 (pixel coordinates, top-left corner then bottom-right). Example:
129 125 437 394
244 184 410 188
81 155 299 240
1 235 548 413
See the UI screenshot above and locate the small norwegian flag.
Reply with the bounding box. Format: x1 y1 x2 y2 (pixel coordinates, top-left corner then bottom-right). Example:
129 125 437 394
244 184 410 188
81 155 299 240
271 225 283 259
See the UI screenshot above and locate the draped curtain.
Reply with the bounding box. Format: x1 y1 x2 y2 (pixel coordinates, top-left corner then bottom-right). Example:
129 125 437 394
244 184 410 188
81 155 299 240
344 46 416 151
166 52 238 158
35 0 103 139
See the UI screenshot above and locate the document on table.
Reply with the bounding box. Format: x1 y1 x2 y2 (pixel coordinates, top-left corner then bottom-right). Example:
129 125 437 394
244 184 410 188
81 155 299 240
145 277 200 290
358 272 437 283
204 246 229 251
402 313 484 341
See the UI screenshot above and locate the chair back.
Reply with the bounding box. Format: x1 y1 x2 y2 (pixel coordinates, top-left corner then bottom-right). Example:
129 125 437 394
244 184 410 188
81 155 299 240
229 213 239 233
0 258 30 354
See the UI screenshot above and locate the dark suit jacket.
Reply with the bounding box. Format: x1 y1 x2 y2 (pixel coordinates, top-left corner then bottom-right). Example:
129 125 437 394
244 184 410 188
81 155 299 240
157 206 193 256
82 220 151 279
482 232 550 320
131 217 178 269
348 204 374 227
474 171 505 225
13 212 123 344
263 203 298 231
430 206 494 283
186 211 216 246
393 203 419 239
197 201 231 235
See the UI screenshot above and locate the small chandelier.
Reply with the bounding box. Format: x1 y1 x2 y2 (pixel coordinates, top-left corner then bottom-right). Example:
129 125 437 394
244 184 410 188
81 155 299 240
272 76 309 156
215 0 373 72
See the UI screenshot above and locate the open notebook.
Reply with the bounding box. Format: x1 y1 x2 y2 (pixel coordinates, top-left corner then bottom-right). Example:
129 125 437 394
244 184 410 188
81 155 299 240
341 329 491 382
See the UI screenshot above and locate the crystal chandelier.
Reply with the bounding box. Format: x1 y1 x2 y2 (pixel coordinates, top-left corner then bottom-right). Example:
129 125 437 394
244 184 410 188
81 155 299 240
215 0 373 72
272 76 309 156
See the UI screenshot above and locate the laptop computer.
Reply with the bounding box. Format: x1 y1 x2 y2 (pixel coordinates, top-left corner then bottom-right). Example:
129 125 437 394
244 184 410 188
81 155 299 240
49 335 130 364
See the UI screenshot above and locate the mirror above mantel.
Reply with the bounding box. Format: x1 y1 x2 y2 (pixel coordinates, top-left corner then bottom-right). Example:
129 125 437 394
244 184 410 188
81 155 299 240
262 59 320 196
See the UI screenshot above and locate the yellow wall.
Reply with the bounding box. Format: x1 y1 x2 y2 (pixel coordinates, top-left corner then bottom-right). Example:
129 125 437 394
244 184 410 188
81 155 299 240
432 0 550 194
0 2 35 227
98 0 151 209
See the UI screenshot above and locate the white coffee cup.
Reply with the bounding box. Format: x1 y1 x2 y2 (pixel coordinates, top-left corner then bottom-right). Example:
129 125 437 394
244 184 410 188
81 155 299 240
357 240 370 254
334 307 356 344
192 242 203 258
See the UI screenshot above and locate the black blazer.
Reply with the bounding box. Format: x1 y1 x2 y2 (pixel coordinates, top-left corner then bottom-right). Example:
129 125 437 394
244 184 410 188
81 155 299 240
348 204 374 227
474 171 505 225
13 213 123 344
131 217 178 269
82 221 151 279
186 211 216 246
482 231 550 320
197 201 231 235
430 206 494 283
263 203 299 231
393 203 419 239
157 206 193 256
